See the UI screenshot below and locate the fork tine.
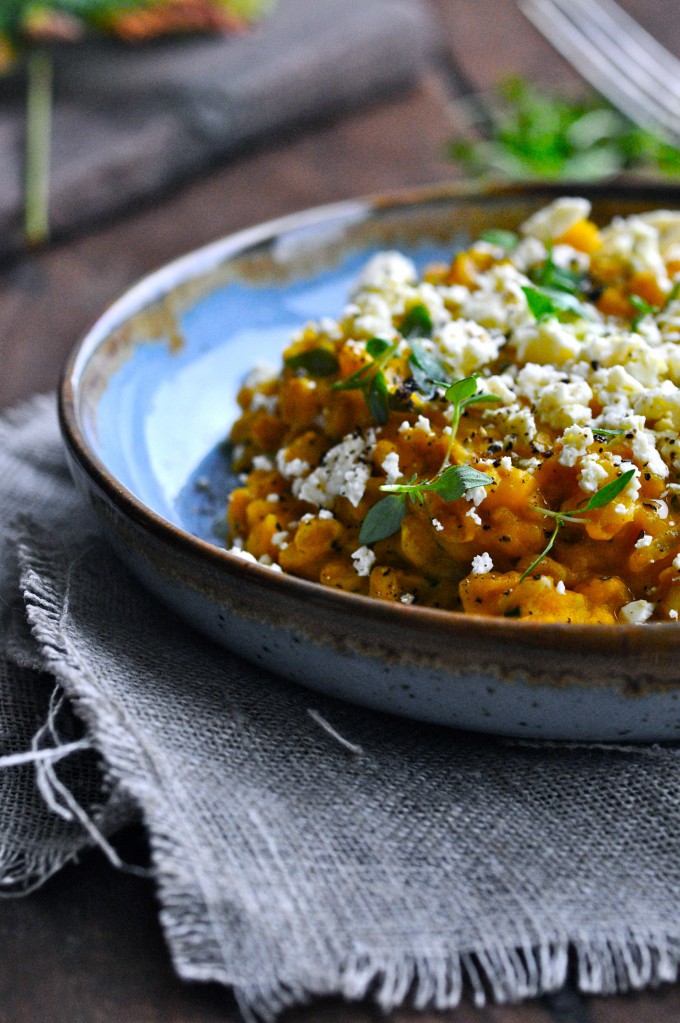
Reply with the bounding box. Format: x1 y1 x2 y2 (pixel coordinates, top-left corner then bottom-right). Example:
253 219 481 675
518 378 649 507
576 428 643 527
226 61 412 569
521 0 680 142
551 0 680 104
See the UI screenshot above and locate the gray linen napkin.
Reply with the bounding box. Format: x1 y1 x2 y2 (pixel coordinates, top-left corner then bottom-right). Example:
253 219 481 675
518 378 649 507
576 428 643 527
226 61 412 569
0 0 433 256
3 395 680 1017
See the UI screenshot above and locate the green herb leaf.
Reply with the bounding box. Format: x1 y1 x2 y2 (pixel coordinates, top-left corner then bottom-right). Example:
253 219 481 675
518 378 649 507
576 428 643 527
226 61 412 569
518 519 561 582
365 337 393 358
530 250 586 295
479 229 519 251
381 464 494 503
584 468 635 510
462 393 503 408
408 338 449 399
444 375 479 406
629 293 658 330
332 365 371 391
285 348 339 377
358 494 406 545
522 284 596 322
331 338 399 423
368 373 389 425
428 464 495 502
400 304 433 339
665 281 680 308
592 427 625 442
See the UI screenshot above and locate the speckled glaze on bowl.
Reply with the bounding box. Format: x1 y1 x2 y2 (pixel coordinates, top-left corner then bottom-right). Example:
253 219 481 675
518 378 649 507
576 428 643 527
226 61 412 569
59 182 680 741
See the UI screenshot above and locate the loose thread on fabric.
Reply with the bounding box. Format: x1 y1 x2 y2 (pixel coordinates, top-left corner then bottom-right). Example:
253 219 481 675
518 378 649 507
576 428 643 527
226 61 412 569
306 708 363 755
0 739 90 769
0 682 151 881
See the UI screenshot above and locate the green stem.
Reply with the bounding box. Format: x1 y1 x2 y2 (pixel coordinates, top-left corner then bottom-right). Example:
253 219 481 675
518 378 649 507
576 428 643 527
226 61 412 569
519 518 561 583
25 49 53 248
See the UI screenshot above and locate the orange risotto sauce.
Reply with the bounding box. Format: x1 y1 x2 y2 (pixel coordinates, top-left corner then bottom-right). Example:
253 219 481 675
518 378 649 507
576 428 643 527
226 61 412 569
227 198 680 624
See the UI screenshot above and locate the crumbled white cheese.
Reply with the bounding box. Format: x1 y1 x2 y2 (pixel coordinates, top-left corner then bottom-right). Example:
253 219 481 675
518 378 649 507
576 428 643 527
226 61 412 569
460 263 533 331
535 378 594 430
250 392 278 413
228 547 257 564
432 518 444 532
620 599 655 624
500 455 513 471
578 455 609 494
673 553 680 570
293 433 372 508
599 214 669 287
257 556 283 572
350 293 399 340
558 425 594 468
354 251 417 292
483 374 517 405
466 485 488 507
635 532 653 549
319 315 343 339
484 402 538 444
276 449 310 479
620 462 642 501
556 580 566 595
271 531 289 549
351 545 376 577
400 592 415 605
381 451 402 485
415 415 434 435
520 197 591 241
252 454 274 471
434 319 503 378
513 319 583 367
670 609 679 621
466 507 482 525
243 361 277 388
318 509 334 520
509 236 547 271
471 552 494 575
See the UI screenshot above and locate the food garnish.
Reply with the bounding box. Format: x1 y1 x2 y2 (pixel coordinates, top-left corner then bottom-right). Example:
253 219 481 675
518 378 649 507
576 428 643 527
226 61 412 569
228 198 680 623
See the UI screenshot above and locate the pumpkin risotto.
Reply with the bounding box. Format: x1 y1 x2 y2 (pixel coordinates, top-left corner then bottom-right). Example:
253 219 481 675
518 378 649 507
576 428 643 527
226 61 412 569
227 197 680 624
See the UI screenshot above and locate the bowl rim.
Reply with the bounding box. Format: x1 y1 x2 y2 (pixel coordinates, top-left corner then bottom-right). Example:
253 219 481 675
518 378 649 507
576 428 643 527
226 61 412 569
58 178 680 655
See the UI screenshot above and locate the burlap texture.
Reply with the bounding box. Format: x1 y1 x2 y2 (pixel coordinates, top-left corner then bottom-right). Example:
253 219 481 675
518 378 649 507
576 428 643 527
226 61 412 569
3 396 680 1016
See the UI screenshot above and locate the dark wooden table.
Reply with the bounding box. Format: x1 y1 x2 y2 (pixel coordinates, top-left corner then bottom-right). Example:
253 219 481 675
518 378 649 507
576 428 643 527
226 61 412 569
3 2 680 1020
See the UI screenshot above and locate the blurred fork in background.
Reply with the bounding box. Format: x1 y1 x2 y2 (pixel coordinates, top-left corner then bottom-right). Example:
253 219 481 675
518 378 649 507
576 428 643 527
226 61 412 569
520 0 680 145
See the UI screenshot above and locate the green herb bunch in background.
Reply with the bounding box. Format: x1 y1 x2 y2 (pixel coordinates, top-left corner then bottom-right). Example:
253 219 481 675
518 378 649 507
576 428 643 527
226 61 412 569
450 77 680 182
1 0 273 246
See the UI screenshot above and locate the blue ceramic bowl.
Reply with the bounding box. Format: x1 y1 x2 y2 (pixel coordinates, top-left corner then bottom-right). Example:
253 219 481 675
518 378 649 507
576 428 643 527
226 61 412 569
59 182 680 741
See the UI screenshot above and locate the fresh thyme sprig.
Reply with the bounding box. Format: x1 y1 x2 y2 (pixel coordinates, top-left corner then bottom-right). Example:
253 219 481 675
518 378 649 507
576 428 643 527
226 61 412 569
519 468 636 583
332 336 400 425
592 427 625 443
442 375 501 457
359 464 494 545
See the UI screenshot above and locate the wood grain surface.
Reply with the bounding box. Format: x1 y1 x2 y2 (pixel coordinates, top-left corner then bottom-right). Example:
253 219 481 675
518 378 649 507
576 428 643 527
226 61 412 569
1 1 680 1020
